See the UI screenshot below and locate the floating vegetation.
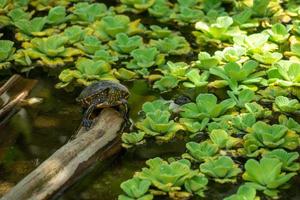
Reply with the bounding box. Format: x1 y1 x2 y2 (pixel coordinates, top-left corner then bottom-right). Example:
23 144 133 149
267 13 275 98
1 0 300 199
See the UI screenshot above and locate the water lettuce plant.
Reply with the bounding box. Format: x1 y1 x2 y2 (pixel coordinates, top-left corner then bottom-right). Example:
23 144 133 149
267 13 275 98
194 16 243 43
209 129 241 150
57 58 114 88
199 156 242 183
153 61 190 91
0 40 15 69
121 131 146 149
135 158 197 193
267 60 300 87
183 141 219 162
243 121 299 156
224 185 258 200
69 2 108 24
263 149 300 172
180 93 236 120
273 96 300 113
93 15 143 41
119 177 153 200
149 35 191 55
194 52 219 70
125 47 164 76
110 33 143 54
14 36 83 68
135 110 182 141
210 60 265 93
14 16 47 40
184 174 208 197
243 157 297 198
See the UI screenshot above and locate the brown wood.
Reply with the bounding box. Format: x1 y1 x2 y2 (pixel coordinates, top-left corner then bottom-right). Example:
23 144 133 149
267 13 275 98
1 108 123 200
0 78 37 119
0 75 21 96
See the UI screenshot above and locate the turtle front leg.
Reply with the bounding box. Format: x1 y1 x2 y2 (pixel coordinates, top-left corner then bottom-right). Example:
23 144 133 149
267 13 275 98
120 99 129 121
82 103 96 129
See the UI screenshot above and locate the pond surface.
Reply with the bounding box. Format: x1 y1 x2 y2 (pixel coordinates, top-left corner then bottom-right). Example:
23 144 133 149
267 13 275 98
0 77 300 200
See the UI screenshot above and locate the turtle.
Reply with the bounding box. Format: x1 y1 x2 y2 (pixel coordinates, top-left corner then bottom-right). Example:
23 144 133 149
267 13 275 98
76 80 130 128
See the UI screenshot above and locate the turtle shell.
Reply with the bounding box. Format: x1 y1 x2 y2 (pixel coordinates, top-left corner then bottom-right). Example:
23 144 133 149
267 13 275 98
76 80 129 107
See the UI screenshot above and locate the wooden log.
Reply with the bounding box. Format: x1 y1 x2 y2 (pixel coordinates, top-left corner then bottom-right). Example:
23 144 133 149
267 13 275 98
0 78 37 120
0 75 21 96
1 108 124 200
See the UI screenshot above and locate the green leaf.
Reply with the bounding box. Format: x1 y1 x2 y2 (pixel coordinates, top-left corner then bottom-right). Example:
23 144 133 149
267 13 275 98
47 6 66 24
0 40 14 62
120 177 152 198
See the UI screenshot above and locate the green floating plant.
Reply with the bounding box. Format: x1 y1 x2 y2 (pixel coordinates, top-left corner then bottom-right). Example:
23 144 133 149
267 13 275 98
224 185 258 200
117 0 155 13
14 16 47 40
209 129 241 150
214 46 246 63
265 23 290 44
243 121 299 157
93 14 143 41
146 25 172 39
141 99 170 114
183 141 219 162
93 49 119 64
135 110 182 142
278 115 300 133
125 47 165 76
194 52 219 70
121 131 146 149
180 93 236 121
110 33 143 54
8 8 32 24
194 16 243 43
243 157 297 198
252 51 283 65
75 35 105 55
46 6 67 25
200 156 242 183
210 60 266 93
15 35 83 67
119 177 153 200
69 2 108 24
244 102 272 119
148 0 174 23
63 25 85 44
182 69 209 88
57 57 115 88
149 34 191 55
135 158 197 193
0 40 15 69
184 174 208 197
174 0 204 25
263 149 300 172
273 96 300 113
207 115 232 133
233 33 278 55
179 93 235 133
153 61 189 91
231 113 256 133
227 89 255 108
267 60 300 87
